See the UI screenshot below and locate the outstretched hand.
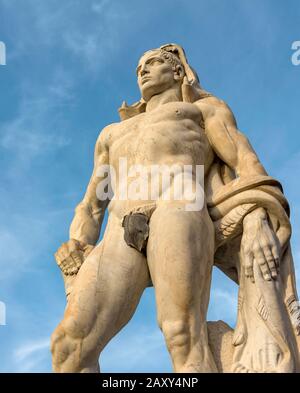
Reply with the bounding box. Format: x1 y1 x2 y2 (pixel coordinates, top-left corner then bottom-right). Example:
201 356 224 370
241 208 280 283
54 239 94 275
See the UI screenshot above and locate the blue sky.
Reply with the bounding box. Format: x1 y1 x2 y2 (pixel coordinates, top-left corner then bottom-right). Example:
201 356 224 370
0 0 299 372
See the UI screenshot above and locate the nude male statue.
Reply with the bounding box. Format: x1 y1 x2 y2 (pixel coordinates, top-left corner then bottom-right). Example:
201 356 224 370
51 44 299 373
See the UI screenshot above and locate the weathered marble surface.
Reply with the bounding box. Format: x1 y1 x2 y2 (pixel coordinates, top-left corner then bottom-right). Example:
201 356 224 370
51 44 300 373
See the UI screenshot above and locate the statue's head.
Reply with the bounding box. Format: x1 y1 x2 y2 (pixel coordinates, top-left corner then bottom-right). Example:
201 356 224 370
136 48 185 101
119 44 212 121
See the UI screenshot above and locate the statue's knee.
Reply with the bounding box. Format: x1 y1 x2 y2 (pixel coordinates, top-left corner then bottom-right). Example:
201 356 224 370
160 319 190 352
51 314 101 372
51 317 85 367
51 325 71 367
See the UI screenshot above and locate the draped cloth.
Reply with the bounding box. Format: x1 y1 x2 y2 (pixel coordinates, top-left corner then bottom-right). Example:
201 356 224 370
207 161 300 372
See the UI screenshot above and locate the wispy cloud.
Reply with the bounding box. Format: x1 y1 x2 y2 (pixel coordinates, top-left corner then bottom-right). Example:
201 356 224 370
2 0 133 73
0 69 73 170
101 326 171 372
13 338 50 372
91 0 110 14
62 1 132 72
14 338 49 363
0 208 72 284
0 229 32 281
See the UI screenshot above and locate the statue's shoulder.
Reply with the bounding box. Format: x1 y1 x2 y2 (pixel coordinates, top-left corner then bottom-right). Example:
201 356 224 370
96 122 120 150
194 95 234 120
194 95 229 112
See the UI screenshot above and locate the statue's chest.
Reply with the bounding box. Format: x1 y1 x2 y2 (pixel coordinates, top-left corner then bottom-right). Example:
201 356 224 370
110 102 205 159
143 101 203 127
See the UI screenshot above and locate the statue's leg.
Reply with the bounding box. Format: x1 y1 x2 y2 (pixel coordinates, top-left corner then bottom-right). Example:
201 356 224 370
232 257 300 373
51 214 150 373
147 202 218 372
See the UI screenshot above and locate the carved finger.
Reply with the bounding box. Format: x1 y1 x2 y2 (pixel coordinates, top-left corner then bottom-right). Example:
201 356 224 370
63 255 73 267
267 258 277 279
55 254 68 269
271 246 280 261
254 247 271 281
57 258 67 271
271 244 280 268
58 243 69 260
265 228 281 265
70 250 84 269
261 244 277 279
243 252 254 283
61 256 76 275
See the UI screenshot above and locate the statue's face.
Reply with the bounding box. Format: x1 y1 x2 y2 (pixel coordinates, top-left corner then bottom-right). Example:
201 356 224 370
136 51 181 101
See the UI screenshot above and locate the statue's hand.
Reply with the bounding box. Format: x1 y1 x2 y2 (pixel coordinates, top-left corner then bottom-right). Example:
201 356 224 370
54 239 94 276
241 208 280 283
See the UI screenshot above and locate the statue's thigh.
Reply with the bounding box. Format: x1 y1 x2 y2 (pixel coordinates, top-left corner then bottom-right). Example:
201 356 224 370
65 218 150 337
147 204 215 319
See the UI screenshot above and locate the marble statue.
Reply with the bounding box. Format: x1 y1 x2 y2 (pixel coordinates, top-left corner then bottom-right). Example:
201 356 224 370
51 44 300 373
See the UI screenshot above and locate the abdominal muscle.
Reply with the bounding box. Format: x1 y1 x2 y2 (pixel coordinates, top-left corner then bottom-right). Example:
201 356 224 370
106 102 215 220
107 159 211 220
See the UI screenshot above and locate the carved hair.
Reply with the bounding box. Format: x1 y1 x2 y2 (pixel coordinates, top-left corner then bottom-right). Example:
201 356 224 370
141 48 184 71
159 49 184 70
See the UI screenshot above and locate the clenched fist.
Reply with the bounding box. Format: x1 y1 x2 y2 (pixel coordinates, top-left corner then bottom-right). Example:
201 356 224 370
54 239 94 276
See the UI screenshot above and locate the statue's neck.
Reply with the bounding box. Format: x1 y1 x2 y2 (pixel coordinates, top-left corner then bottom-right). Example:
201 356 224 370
145 85 182 112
